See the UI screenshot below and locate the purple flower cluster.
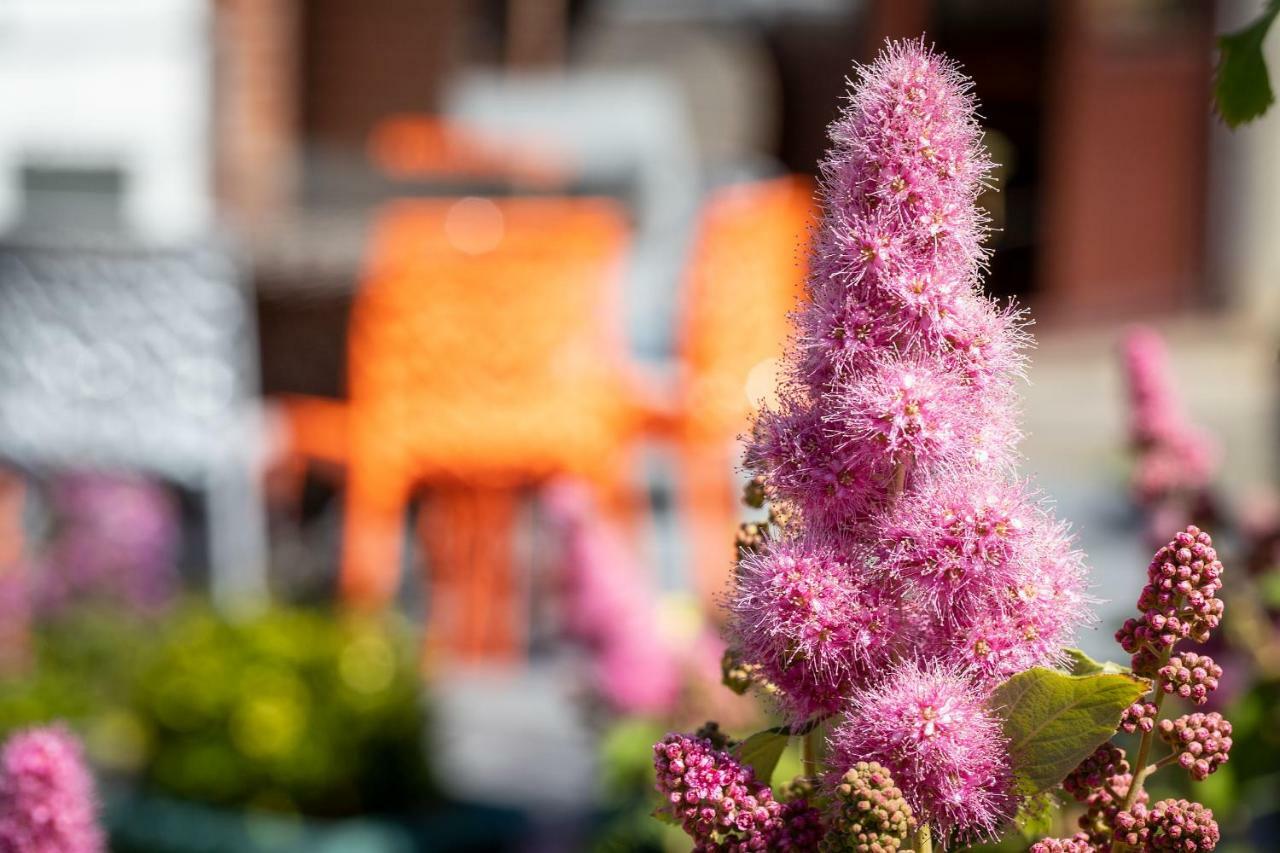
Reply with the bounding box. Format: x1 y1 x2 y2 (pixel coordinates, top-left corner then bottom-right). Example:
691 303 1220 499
1078 771 1146 847
0 725 103 853
718 38 1092 840
880 479 1088 686
1120 328 1218 533
731 538 907 718
1116 526 1224 676
1061 743 1129 802
654 731 824 851
1115 799 1220 851
1157 651 1221 705
1158 712 1233 782
828 663 1015 839
653 732 783 847
27 473 179 618
543 482 681 715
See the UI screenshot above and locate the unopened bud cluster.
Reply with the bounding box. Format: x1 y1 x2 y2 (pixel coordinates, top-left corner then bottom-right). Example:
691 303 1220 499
653 732 782 846
1157 651 1221 705
1078 772 1145 847
1114 799 1220 851
822 762 915 853
720 647 775 696
735 521 769 556
652 731 823 852
1119 700 1159 734
1116 526 1224 676
1158 712 1232 782
1061 743 1129 801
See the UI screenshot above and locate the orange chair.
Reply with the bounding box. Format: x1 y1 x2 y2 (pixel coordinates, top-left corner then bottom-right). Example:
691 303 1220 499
367 114 566 187
669 177 815 607
282 197 645 661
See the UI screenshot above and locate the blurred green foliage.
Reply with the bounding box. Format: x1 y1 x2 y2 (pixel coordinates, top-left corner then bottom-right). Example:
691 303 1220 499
1216 0 1280 127
0 603 433 818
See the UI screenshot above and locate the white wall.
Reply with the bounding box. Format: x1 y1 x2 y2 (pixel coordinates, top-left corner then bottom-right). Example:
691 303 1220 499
0 0 211 241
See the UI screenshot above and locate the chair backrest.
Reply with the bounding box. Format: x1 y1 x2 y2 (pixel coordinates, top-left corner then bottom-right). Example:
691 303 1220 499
366 114 565 186
348 197 636 485
0 235 256 482
675 176 815 441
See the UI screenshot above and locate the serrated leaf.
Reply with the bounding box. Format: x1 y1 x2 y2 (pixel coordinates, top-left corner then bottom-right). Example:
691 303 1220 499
731 729 790 785
990 667 1149 795
1062 647 1132 677
1215 0 1280 128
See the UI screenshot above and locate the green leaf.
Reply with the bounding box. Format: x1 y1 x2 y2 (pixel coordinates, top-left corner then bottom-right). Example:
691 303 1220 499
1215 0 1280 128
731 729 791 785
989 667 1149 795
1062 647 1132 677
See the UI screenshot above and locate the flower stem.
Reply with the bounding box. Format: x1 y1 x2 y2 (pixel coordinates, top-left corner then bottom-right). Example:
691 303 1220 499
1110 644 1174 852
912 824 933 853
802 728 819 778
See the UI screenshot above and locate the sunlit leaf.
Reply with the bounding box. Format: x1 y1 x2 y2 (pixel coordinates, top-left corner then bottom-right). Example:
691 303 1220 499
990 667 1148 794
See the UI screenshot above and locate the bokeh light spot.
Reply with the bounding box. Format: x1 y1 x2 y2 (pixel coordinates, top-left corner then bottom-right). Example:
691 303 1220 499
444 197 504 255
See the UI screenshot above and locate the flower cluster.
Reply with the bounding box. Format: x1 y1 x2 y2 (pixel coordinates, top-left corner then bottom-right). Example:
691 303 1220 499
731 537 909 719
773 800 826 851
1158 712 1233 781
1157 651 1221 705
1120 328 1218 536
1061 743 1129 801
829 663 1015 838
543 482 680 715
878 479 1088 686
665 38 1098 849
1052 528 1232 851
652 730 826 851
0 725 104 853
1077 771 1146 847
1116 526 1224 676
1118 700 1159 735
823 761 915 852
653 732 783 846
25 473 179 619
1115 799 1220 851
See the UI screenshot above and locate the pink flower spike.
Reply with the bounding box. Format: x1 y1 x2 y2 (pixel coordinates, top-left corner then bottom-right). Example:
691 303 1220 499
0 725 104 853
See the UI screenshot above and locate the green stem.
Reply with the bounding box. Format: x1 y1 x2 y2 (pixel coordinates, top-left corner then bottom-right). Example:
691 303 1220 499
802 728 820 779
912 824 933 853
1110 642 1174 852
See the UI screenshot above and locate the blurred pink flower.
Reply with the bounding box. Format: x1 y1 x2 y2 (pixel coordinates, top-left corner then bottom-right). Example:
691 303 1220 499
0 725 103 853
542 481 680 716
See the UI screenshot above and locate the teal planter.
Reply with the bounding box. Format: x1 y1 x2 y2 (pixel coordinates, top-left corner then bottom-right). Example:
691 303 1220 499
105 789 528 853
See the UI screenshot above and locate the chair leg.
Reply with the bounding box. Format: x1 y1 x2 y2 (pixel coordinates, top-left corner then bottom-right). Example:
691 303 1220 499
466 487 519 661
418 486 521 664
206 462 269 611
339 461 408 610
